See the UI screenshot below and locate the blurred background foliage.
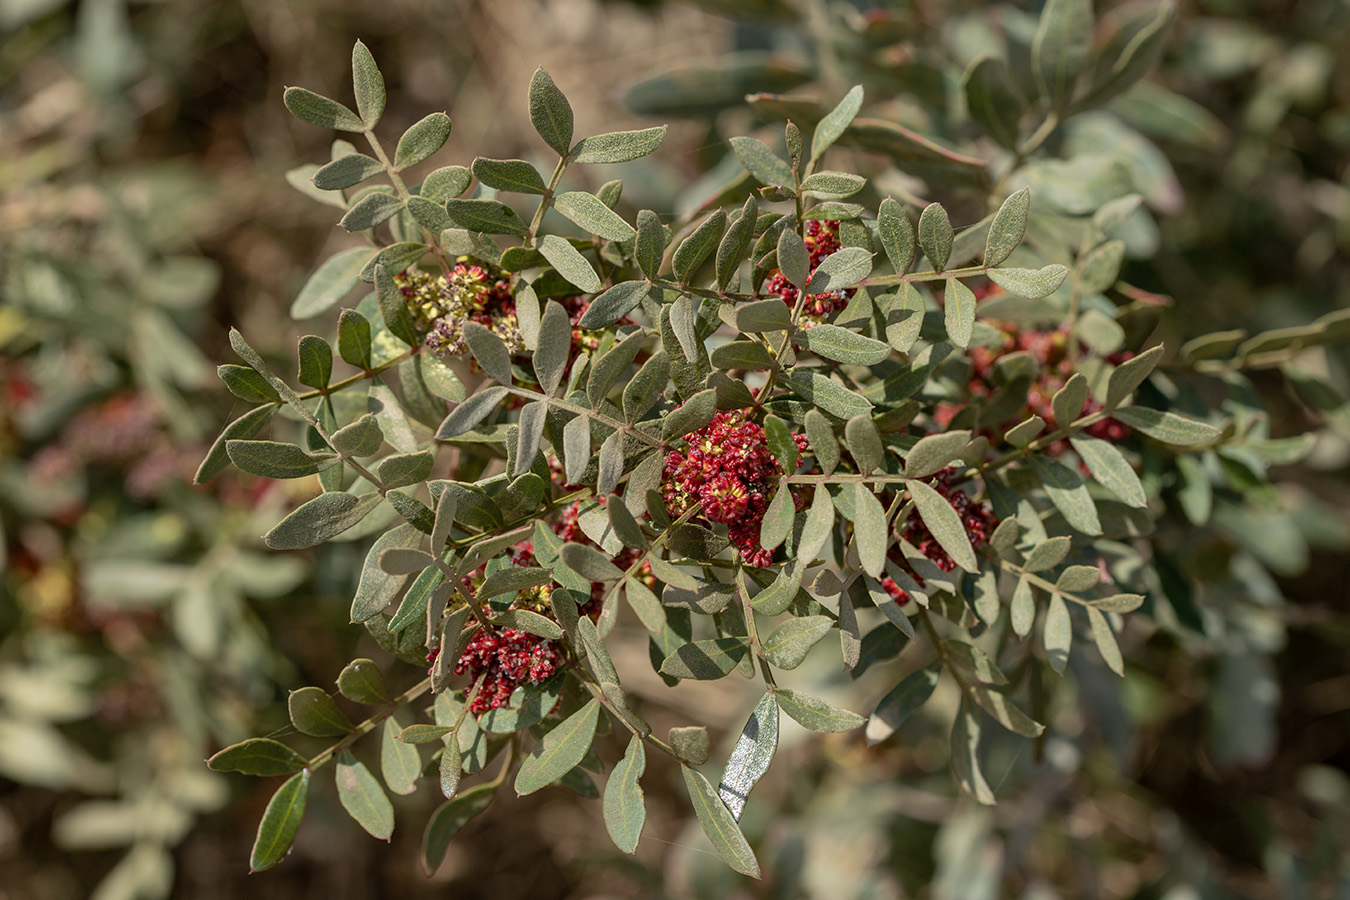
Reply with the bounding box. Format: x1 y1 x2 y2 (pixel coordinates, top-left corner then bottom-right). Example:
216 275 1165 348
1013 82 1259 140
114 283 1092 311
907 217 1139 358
1 0 1348 898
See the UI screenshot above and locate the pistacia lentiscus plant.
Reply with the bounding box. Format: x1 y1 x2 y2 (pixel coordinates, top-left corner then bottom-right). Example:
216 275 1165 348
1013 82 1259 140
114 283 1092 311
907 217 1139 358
199 29 1348 879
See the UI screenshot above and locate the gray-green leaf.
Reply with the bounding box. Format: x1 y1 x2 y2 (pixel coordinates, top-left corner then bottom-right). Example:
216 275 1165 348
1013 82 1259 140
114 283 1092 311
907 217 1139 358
603 736 647 853
514 698 599 795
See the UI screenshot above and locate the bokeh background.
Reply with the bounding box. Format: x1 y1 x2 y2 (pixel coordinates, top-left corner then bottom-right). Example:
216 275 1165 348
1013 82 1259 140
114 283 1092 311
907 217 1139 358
2 1 1349 898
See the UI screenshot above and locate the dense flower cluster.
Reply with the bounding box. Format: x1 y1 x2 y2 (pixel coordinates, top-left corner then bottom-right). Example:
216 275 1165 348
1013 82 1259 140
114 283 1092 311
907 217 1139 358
956 321 1132 447
882 468 997 604
454 627 561 714
662 410 806 567
764 219 854 325
396 260 523 358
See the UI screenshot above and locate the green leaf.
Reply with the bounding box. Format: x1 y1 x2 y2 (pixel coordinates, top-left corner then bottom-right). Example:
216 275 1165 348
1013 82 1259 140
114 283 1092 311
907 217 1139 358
470 157 546 195
1085 605 1125 674
812 84 864 161
762 616 832 670
965 58 1026 151
398 724 455 744
1011 577 1035 637
515 698 600 795
634 209 667 280
1056 564 1100 593
377 450 434 489
774 688 864 733
331 413 383 457
682 766 761 878
226 441 338 479
407 196 452 233
528 68 574 156
970 685 1044 737
337 659 393 705
1089 593 1144 613
478 566 551 599
436 386 509 439
717 196 758 291
908 480 978 572
264 491 383 550
943 277 976 348
622 351 669 422
478 676 564 734
917 202 953 271
538 234 601 293
208 738 308 776
578 281 649 330
718 692 778 821
1044 591 1072 674
444 198 528 236
661 638 749 680
1070 436 1146 507
1023 536 1072 572
1033 0 1093 106
439 734 461 799
532 300 571 396
944 640 1008 686
218 364 280 403
337 308 372 369
283 87 363 131
1078 240 1125 293
422 785 494 876
288 686 353 737
554 191 635 241
1051 373 1089 427
803 410 839 475
558 543 625 582
803 246 872 295
797 484 836 562
1032 455 1103 536
951 699 995 805
794 324 890 366
421 165 473 202
733 298 792 333
297 335 333 389
382 716 422 795
730 136 793 187
572 125 668 163
905 430 969 479
783 369 872 420
576 616 619 683
984 188 1031 267
663 389 718 441
197 405 277 484
312 153 384 191
882 283 925 353
776 227 811 292
459 321 513 386
249 770 310 872
800 171 866 198
350 40 386 127
1105 344 1164 408
394 112 452 171
336 749 394 840
669 726 709 766
673 209 727 283
987 265 1069 298
851 483 888 577
492 609 564 641
865 665 939 745
340 191 404 232
878 198 915 274
1079 3 1176 109
603 736 647 854
352 524 422 622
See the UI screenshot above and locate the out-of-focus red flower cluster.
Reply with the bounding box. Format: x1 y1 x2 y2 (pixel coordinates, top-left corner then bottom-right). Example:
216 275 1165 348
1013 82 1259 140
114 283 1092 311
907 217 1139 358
946 320 1132 449
662 410 807 568
881 469 997 605
764 220 854 326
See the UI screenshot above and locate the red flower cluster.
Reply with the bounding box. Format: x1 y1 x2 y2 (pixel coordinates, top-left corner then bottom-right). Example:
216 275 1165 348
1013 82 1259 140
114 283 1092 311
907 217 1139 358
454 627 561 714
952 321 1132 448
882 469 997 604
764 220 854 325
662 410 807 567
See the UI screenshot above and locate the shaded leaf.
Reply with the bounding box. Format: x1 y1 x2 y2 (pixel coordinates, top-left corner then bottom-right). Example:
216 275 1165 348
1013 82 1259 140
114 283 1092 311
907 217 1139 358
682 766 761 879
660 638 748 680
718 692 778 821
208 738 307 777
337 659 393 705
422 785 494 876
908 480 978 572
866 665 939 745
250 770 310 872
336 749 394 840
288 686 353 737
515 698 600 795
603 736 647 853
